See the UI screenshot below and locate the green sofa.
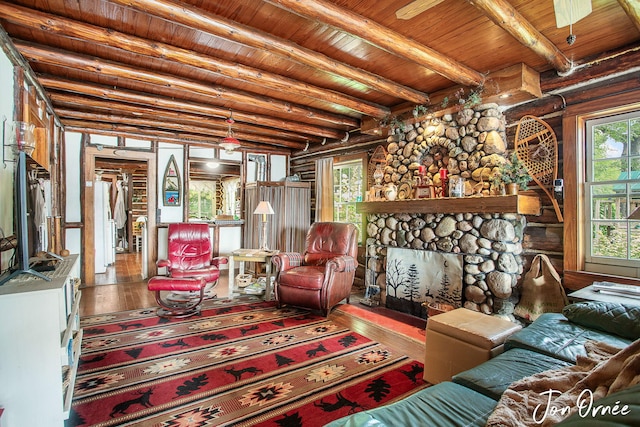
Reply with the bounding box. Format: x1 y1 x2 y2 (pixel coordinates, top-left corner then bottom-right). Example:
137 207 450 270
326 302 640 427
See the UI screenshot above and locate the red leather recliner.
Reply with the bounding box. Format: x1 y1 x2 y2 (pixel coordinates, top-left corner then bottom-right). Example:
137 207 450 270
272 222 358 316
157 223 226 294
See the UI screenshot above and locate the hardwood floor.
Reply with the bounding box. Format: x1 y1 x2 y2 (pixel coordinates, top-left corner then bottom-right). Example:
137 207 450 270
80 254 426 362
94 251 145 285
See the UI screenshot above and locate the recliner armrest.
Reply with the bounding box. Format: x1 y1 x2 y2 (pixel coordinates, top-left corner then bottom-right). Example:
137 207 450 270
326 255 356 273
211 257 228 267
157 259 171 269
272 252 303 272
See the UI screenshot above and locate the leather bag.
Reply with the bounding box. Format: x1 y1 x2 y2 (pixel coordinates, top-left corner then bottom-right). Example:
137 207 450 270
514 254 567 321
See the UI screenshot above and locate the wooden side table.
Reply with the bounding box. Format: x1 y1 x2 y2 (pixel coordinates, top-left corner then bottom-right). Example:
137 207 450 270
228 249 279 300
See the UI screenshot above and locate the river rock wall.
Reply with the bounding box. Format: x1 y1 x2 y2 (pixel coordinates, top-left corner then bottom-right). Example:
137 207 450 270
366 104 524 318
383 103 508 195
366 212 525 317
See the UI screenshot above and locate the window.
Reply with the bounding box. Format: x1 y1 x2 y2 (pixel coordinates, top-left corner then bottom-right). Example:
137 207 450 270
333 158 364 240
585 111 640 273
188 181 216 221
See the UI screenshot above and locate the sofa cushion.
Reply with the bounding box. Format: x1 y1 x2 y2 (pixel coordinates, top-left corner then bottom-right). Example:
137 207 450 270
555 383 640 426
562 302 640 341
452 348 572 400
324 382 497 427
505 313 632 363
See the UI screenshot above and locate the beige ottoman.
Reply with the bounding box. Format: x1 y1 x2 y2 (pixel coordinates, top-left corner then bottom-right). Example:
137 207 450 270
423 308 522 384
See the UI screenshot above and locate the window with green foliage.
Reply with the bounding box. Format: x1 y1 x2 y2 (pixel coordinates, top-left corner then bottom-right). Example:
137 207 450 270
188 181 216 221
585 111 640 271
333 158 363 241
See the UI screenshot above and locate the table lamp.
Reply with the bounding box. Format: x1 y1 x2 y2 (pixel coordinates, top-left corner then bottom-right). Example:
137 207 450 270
254 201 274 250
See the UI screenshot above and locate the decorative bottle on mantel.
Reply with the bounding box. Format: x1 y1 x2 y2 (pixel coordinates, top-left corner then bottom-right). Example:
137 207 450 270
384 183 398 201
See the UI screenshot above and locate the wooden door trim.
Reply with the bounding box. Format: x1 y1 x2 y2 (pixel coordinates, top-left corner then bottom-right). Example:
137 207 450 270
83 147 157 284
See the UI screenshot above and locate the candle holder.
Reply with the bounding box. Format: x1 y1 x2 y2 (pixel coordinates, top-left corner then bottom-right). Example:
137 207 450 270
438 168 449 197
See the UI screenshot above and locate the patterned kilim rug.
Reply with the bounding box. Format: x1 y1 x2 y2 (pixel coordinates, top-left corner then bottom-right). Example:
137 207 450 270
68 299 428 426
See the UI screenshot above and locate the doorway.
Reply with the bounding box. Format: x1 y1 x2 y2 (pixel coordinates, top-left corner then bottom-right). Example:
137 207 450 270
94 159 147 284
82 147 157 285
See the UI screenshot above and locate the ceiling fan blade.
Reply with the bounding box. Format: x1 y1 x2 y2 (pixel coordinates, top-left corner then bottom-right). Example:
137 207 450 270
553 0 592 28
396 0 445 20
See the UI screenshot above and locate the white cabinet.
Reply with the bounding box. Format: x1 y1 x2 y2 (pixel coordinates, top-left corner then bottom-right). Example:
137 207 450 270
0 255 81 426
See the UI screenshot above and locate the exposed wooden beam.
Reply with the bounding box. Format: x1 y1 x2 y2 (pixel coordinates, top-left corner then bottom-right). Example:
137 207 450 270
265 0 485 87
39 76 346 139
107 0 429 104
360 63 542 135
0 24 63 127
63 120 293 153
55 109 308 149
395 0 445 20
0 2 390 119
49 93 320 143
15 40 362 127
540 44 640 92
467 0 573 74
618 0 640 33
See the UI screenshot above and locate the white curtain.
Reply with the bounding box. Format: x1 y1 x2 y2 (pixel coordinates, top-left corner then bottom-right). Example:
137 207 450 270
222 178 239 216
315 157 334 222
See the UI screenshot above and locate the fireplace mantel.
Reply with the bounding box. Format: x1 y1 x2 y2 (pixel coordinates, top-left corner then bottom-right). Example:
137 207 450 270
356 195 541 215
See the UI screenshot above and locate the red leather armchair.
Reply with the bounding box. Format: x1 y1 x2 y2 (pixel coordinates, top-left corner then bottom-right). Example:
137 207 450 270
157 223 226 294
272 222 358 316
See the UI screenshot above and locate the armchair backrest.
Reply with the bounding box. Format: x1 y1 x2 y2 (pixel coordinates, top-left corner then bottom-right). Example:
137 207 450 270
304 222 358 266
166 223 212 270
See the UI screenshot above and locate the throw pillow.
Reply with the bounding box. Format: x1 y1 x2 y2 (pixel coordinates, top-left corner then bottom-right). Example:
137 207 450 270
562 302 640 340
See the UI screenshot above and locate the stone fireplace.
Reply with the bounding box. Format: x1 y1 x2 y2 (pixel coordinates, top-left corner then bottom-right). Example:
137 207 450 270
360 104 538 320
365 212 526 319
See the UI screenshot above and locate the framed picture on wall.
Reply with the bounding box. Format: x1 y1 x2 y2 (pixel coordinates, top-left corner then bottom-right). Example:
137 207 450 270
163 155 181 206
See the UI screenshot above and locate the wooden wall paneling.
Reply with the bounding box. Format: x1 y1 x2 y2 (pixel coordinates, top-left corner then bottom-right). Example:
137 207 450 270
22 86 50 171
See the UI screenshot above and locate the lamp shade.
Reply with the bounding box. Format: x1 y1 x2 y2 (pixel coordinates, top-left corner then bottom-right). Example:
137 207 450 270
254 201 274 215
629 207 640 220
220 115 241 154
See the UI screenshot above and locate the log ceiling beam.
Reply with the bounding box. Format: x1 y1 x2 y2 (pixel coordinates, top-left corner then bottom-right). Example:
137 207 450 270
106 0 428 105
57 109 307 150
0 2 392 118
265 0 485 87
14 40 362 128
395 0 445 20
50 95 317 144
618 0 640 33
63 120 292 154
466 0 573 74
38 76 345 140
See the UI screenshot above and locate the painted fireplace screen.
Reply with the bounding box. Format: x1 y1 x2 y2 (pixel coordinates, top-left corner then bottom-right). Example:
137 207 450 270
385 247 463 318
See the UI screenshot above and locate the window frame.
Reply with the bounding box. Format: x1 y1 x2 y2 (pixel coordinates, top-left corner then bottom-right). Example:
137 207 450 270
188 180 217 221
563 91 640 287
332 153 366 244
584 112 640 271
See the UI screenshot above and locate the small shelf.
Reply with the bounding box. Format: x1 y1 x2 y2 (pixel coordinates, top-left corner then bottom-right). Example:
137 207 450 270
356 194 541 216
63 329 83 418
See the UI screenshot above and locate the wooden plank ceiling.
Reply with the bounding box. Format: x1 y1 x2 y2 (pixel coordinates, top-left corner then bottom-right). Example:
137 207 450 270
1 0 639 155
